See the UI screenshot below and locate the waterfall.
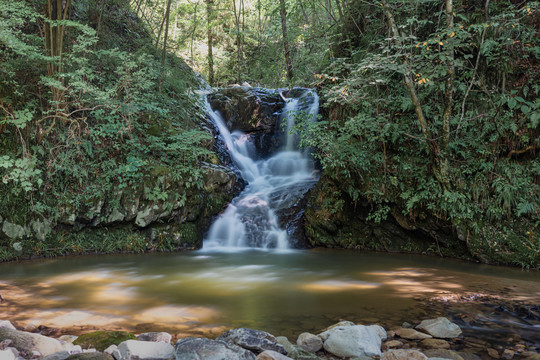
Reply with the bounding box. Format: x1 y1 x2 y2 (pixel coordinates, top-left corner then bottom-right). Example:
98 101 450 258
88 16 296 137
203 90 319 250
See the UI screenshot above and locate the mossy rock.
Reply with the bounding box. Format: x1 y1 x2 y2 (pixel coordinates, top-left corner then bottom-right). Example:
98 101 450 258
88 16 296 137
73 331 137 351
67 353 114 360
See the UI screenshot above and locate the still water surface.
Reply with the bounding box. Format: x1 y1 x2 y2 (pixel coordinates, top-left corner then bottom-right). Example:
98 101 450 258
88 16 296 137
1 249 539 340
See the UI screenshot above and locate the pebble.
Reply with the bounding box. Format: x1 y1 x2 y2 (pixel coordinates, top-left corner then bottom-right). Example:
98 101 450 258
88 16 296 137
487 348 500 359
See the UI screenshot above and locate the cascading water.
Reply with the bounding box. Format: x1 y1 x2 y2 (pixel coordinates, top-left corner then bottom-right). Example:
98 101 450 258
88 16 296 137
203 90 319 250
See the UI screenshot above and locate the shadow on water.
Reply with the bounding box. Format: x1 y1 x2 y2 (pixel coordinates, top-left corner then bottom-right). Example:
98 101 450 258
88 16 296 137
1 249 539 345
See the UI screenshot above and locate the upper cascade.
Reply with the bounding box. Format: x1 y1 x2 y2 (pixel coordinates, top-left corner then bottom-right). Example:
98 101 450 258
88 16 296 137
203 88 319 250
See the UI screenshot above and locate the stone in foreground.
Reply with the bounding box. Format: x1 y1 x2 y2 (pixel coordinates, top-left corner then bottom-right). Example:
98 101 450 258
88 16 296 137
256 350 294 360
394 327 432 340
217 328 286 355
277 337 321 360
0 327 64 356
136 332 172 343
319 325 382 358
416 317 462 339
296 333 322 353
175 337 256 360
117 339 174 360
382 349 428 360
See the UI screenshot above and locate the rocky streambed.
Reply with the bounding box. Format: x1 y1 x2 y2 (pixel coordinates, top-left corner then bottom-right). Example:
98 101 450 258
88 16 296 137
1 313 539 360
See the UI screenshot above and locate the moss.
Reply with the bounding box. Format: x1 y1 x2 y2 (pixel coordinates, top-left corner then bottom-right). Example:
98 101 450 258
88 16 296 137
73 331 137 351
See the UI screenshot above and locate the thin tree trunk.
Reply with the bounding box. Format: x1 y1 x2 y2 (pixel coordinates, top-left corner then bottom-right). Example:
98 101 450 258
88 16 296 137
155 3 168 47
279 0 293 81
232 0 243 83
206 0 215 85
97 0 106 35
159 0 172 93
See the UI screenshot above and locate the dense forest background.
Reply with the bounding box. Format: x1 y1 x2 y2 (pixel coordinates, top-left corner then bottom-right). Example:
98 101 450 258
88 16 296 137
0 0 539 267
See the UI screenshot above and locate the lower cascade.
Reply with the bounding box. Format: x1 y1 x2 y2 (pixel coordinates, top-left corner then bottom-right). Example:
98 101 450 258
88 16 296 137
203 89 319 250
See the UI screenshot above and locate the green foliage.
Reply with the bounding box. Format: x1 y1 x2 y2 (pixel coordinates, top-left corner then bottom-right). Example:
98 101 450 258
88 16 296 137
294 0 540 267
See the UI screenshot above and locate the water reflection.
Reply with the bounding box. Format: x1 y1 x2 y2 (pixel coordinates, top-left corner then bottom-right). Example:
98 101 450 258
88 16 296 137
1 250 539 338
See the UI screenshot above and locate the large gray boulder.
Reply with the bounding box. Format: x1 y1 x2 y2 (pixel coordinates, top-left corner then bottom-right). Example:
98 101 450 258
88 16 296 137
117 340 174 360
175 337 256 360
416 317 462 339
319 324 382 358
217 328 286 355
0 327 63 356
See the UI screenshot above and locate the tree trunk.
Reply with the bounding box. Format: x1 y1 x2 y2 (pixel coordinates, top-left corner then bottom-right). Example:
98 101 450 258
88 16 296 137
159 0 172 92
97 0 106 35
279 0 293 81
232 0 243 83
206 0 215 85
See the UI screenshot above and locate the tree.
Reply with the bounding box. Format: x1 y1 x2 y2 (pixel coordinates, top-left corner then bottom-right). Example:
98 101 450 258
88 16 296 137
279 0 293 81
206 0 215 85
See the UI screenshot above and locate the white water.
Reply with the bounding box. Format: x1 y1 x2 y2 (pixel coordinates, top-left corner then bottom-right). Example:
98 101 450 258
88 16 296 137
203 90 319 250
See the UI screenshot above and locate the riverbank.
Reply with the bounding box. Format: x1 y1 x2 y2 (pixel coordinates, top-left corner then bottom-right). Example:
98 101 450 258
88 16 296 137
0 308 539 360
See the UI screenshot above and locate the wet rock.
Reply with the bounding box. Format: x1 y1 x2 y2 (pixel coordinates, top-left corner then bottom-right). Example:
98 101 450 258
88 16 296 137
381 349 428 360
394 327 432 340
319 324 382 358
175 337 256 360
487 348 500 359
420 338 450 349
136 332 172 343
217 328 286 355
256 350 294 360
276 336 321 360
117 339 174 360
0 327 63 356
416 317 462 339
502 349 514 359
0 321 16 331
296 332 322 353
383 340 403 349
423 349 465 360
457 352 481 360
42 350 70 360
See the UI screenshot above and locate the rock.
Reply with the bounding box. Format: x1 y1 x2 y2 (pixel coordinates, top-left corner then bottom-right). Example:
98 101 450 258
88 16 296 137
73 331 137 352
175 337 256 360
117 340 174 360
217 328 286 355
420 338 450 349
423 349 465 360
103 345 117 355
384 340 403 349
394 327 432 340
66 353 114 360
502 349 514 359
0 349 16 360
256 350 294 360
381 349 428 360
42 350 71 360
524 354 540 360
416 318 462 339
2 221 26 239
487 348 500 359
30 218 52 241
0 327 63 356
296 333 322 353
136 332 172 343
369 325 388 341
319 324 382 358
0 321 16 330
0 339 13 349
58 335 78 343
319 321 355 335
276 337 320 360
457 352 481 360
